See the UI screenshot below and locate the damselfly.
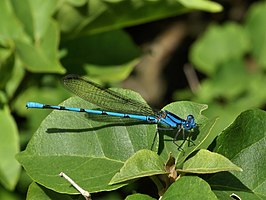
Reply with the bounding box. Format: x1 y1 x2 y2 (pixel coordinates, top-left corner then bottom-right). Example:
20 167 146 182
26 75 197 148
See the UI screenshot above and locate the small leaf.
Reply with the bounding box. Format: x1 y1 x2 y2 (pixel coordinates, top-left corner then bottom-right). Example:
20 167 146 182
110 149 166 185
83 58 139 82
158 101 218 165
161 176 218 200
179 0 223 12
125 193 156 200
190 22 250 75
164 153 177 181
177 149 242 174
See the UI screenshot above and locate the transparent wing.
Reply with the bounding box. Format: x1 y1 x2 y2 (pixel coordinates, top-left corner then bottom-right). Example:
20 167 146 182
62 75 155 116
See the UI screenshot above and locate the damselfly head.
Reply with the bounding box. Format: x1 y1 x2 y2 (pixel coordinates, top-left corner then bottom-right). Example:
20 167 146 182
184 115 196 130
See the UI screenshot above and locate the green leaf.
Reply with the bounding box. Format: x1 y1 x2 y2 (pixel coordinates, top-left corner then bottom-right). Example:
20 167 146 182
61 30 140 82
0 106 20 190
0 0 64 73
245 1 266 69
179 0 222 12
161 176 218 200
125 193 156 200
15 20 65 74
28 0 59 40
208 172 262 200
190 22 250 75
26 182 74 200
0 187 19 200
11 0 59 40
17 89 157 194
177 149 242 174
211 109 266 199
0 49 14 89
158 102 218 165
5 58 25 99
66 0 87 7
56 0 222 35
0 0 25 42
110 149 166 185
196 59 249 102
83 58 139 83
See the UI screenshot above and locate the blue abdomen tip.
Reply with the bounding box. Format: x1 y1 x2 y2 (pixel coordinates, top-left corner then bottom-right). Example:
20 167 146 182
26 102 44 108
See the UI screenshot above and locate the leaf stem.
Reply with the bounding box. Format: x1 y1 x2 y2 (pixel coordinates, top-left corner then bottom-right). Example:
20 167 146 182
59 172 91 200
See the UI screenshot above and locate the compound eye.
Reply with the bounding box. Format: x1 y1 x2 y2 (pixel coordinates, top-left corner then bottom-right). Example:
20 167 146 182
187 115 194 122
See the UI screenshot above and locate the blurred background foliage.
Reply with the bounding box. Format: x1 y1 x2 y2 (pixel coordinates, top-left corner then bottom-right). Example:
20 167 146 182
0 0 265 199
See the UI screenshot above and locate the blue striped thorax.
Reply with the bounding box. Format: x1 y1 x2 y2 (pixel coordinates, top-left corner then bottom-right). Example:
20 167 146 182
156 110 196 130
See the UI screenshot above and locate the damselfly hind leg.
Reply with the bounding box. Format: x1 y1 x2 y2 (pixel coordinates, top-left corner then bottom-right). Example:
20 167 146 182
151 128 160 151
173 128 196 153
172 128 185 154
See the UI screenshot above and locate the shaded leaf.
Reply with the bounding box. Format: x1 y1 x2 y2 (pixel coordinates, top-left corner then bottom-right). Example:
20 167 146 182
0 186 18 200
0 49 14 89
0 106 20 190
56 0 222 36
212 109 266 199
26 182 74 200
125 193 156 200
209 172 261 200
61 30 140 82
161 176 218 200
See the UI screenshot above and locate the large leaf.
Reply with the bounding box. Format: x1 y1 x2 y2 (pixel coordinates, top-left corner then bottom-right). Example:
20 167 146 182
17 89 157 194
158 102 218 165
161 176 218 200
57 0 222 36
0 106 20 190
210 109 266 199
